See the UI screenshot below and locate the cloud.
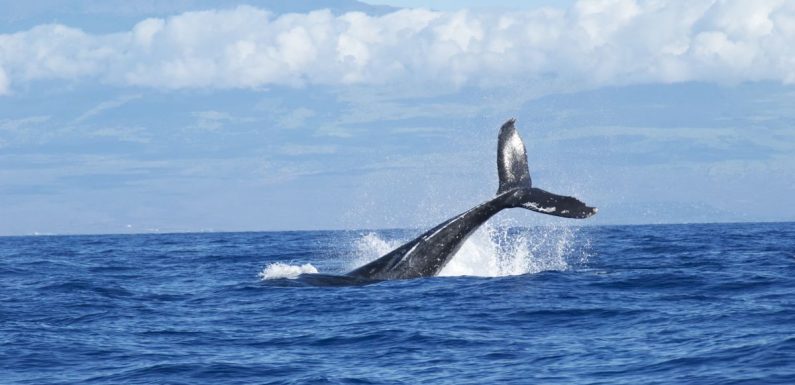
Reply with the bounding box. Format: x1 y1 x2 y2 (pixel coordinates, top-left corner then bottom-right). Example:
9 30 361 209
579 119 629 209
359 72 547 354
75 94 142 122
0 66 8 94
278 107 316 129
190 110 256 130
0 115 50 131
1 1 795 94
89 125 151 144
279 144 337 156
0 115 52 146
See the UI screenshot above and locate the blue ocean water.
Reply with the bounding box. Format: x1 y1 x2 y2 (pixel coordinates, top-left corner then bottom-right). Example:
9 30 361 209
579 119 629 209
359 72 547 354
2 222 794 384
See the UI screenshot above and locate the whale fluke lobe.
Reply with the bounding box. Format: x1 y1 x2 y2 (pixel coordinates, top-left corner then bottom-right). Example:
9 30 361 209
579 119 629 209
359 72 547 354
346 119 596 280
497 118 532 194
508 187 598 219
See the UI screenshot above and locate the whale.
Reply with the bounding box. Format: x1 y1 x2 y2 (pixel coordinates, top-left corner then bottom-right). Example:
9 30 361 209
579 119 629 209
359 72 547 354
346 119 597 280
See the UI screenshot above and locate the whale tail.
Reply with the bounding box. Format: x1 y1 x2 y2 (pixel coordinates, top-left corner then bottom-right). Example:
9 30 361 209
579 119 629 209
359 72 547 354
496 119 597 219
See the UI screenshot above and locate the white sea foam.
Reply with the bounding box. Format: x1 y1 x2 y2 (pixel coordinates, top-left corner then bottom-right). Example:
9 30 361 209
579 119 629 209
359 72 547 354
349 223 584 278
349 232 403 270
258 262 318 280
441 223 580 277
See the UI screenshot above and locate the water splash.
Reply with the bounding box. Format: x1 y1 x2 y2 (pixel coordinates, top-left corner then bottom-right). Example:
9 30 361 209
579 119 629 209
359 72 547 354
349 232 403 270
259 262 318 280
348 223 586 278
441 223 582 276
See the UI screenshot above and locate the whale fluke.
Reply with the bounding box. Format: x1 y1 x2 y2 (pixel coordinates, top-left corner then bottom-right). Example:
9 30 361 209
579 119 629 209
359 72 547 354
496 119 597 219
346 119 597 280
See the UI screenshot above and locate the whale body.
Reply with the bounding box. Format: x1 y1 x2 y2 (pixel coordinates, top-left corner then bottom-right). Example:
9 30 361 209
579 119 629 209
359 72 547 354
346 119 597 280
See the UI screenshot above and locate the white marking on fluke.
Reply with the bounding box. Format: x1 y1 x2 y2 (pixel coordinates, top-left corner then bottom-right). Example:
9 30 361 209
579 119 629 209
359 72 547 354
523 202 556 213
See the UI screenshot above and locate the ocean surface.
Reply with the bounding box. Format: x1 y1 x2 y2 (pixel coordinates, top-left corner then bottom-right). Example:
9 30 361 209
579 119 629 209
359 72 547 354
2 222 794 384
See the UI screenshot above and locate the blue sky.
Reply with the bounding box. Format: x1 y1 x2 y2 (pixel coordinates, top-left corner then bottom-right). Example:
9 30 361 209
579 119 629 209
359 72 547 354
1 0 794 235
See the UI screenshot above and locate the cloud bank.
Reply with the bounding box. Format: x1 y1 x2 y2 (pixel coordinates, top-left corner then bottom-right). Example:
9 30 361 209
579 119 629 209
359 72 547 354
2 0 795 95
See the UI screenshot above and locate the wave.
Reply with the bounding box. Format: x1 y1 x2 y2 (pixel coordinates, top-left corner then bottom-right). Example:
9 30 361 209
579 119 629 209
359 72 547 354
258 262 318 280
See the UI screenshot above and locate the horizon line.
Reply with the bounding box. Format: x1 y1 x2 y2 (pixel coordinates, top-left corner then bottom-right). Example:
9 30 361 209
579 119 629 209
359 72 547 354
1 219 793 239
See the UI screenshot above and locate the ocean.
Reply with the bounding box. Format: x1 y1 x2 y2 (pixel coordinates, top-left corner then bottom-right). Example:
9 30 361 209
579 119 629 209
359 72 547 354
2 222 794 384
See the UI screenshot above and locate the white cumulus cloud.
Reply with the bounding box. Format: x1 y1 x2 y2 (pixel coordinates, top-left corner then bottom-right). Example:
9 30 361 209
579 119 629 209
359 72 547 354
1 0 795 94
0 66 8 94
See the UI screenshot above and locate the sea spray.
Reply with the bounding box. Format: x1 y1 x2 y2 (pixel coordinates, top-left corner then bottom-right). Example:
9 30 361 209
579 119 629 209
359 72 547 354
350 232 402 270
259 262 318 280
440 223 580 277
346 223 585 278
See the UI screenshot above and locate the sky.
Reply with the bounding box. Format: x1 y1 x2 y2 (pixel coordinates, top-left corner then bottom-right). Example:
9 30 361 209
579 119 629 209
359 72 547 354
1 0 794 235
363 0 575 11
